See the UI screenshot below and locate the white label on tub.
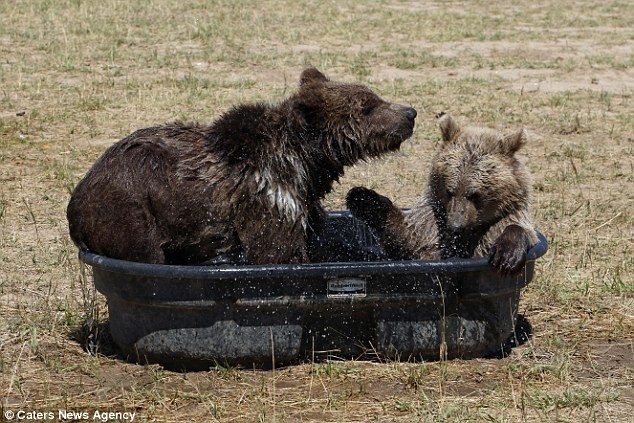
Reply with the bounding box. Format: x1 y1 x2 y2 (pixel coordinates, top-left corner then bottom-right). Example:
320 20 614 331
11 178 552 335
327 278 367 298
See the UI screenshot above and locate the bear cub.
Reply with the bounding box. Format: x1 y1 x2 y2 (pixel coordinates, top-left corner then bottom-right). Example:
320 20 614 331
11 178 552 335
347 113 538 274
67 68 417 265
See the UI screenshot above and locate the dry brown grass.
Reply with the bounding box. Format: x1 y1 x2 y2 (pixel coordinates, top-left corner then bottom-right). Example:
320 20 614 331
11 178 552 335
1 0 632 421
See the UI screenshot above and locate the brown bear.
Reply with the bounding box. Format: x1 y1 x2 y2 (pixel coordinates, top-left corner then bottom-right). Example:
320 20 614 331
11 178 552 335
67 68 417 265
346 113 538 274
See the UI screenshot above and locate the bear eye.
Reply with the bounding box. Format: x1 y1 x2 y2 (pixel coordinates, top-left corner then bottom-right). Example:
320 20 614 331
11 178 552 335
361 104 375 115
446 188 454 198
467 192 481 203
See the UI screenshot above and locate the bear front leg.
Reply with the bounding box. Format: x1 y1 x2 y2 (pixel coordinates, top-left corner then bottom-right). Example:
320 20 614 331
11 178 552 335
346 187 413 260
488 224 533 274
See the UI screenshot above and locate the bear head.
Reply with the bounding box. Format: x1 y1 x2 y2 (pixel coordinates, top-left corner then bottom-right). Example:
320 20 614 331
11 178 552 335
291 68 417 166
429 113 531 254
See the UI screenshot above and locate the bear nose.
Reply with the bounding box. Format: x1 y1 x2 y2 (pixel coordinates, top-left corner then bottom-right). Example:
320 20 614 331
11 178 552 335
405 107 417 122
448 224 464 236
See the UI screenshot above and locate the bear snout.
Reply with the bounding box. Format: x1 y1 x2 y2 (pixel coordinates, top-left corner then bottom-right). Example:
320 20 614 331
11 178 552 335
446 198 478 234
388 104 417 124
447 223 466 236
404 107 417 123
397 106 417 140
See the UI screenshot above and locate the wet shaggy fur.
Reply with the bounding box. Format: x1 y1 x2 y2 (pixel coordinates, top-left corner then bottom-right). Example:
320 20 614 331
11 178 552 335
67 68 417 264
347 113 538 274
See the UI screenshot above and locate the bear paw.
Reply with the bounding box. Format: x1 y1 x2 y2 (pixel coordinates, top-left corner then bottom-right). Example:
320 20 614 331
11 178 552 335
488 225 532 275
346 187 395 230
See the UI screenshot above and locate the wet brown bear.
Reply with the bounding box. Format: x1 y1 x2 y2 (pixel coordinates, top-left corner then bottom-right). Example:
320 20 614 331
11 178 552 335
347 113 538 274
67 68 417 264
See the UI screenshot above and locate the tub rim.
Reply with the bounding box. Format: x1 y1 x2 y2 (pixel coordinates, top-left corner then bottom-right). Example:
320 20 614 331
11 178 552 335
78 232 548 281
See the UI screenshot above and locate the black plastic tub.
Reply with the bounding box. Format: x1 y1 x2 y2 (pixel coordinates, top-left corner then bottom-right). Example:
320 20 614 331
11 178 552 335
80 211 547 370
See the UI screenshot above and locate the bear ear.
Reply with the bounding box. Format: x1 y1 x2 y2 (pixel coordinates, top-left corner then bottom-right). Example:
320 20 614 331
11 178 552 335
300 68 329 86
437 113 461 143
500 128 527 156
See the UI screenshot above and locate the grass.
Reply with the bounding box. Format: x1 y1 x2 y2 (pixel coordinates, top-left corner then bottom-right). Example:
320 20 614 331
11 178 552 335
1 0 633 421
